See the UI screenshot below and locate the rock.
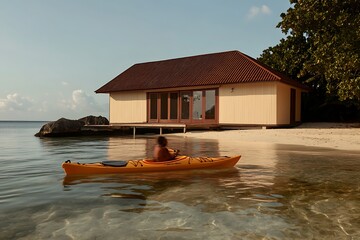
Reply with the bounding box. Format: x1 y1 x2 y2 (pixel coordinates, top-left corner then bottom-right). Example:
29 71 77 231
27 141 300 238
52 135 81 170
34 116 109 137
35 118 85 137
78 115 109 125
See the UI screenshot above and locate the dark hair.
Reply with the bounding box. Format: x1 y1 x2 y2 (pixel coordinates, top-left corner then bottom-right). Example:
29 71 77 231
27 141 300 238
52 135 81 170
157 136 168 147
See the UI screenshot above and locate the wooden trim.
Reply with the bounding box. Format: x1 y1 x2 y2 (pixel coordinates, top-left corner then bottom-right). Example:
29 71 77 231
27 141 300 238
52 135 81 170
203 90 206 120
167 92 170 120
109 95 111 124
146 85 221 93
215 88 219 123
146 93 149 122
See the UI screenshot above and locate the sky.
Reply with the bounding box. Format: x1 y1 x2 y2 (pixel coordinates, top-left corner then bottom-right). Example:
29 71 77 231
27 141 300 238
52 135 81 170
0 0 291 121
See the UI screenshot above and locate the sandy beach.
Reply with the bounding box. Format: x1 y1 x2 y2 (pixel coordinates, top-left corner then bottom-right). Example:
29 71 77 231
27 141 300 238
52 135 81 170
174 122 360 151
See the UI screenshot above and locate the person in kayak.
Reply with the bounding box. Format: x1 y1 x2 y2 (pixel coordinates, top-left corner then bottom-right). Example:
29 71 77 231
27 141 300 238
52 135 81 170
153 136 179 161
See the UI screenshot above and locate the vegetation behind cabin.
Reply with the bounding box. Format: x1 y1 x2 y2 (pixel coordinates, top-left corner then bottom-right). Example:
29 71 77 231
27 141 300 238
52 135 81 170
258 0 360 122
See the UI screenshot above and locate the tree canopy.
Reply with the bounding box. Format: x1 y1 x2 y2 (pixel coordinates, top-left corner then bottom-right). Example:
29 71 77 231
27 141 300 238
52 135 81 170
258 0 360 114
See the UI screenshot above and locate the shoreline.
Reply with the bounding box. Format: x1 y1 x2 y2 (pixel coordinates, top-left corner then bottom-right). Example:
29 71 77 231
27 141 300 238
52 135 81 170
172 122 360 152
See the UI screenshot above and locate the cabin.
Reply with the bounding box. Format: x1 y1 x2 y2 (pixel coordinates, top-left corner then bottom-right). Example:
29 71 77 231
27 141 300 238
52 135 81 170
96 50 308 130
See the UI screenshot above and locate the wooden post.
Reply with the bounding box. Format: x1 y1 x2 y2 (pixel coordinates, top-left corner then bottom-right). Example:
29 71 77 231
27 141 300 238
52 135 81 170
160 127 162 135
183 126 186 133
133 127 136 138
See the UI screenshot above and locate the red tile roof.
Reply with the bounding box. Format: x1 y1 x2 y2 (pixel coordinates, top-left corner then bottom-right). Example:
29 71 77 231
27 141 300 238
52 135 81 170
96 50 309 93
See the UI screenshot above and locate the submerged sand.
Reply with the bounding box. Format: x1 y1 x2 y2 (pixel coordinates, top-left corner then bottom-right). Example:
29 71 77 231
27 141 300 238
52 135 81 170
174 123 360 151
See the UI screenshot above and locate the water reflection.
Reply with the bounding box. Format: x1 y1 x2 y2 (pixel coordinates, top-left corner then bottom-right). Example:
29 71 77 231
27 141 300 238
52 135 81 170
106 135 221 160
40 135 222 162
2 129 360 239
63 168 242 213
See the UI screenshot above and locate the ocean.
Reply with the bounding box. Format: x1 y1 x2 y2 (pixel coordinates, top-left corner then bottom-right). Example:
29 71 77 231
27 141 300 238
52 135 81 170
0 121 359 239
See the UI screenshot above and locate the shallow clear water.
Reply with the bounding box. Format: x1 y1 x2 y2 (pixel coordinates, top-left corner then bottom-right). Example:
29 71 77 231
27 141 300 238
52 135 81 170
0 122 359 239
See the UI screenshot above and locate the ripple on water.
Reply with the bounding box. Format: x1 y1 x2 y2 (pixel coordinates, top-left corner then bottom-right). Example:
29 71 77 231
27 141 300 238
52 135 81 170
1 126 360 239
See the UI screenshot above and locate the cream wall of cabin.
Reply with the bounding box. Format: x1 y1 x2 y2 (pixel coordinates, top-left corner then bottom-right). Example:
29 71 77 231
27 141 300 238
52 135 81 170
276 83 291 125
276 83 302 124
219 82 277 125
109 91 147 123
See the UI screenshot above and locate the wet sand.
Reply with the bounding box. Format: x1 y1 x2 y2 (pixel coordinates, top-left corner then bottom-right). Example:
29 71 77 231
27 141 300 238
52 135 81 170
174 123 360 151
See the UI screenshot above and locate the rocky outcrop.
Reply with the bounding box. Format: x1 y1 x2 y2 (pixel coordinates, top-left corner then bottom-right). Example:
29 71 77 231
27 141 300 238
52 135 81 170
35 116 109 137
78 115 109 125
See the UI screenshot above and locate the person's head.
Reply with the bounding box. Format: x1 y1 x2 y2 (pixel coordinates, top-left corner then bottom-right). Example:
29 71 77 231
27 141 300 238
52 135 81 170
157 136 168 147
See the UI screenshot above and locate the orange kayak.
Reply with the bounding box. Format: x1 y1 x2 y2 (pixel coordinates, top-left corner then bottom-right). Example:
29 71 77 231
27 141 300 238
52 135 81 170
62 155 241 175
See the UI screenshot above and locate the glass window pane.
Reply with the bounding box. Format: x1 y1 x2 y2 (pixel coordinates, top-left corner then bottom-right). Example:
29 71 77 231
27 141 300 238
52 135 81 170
150 94 157 119
205 90 216 119
160 93 168 119
192 91 202 120
181 92 190 119
170 93 178 120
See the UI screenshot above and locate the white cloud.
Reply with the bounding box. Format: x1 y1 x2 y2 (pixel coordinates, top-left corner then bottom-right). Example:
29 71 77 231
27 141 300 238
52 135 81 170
61 81 69 86
60 89 105 116
71 89 98 110
0 93 34 111
247 5 272 19
0 91 107 120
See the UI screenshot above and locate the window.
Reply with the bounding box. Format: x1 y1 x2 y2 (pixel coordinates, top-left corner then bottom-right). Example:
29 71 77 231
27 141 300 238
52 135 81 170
150 93 157 119
149 89 217 123
160 93 168 119
170 93 178 120
192 91 202 120
181 92 190 119
205 90 215 119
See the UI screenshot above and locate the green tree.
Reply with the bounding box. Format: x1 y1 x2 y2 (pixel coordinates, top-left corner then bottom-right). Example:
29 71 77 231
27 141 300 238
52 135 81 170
259 0 360 104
